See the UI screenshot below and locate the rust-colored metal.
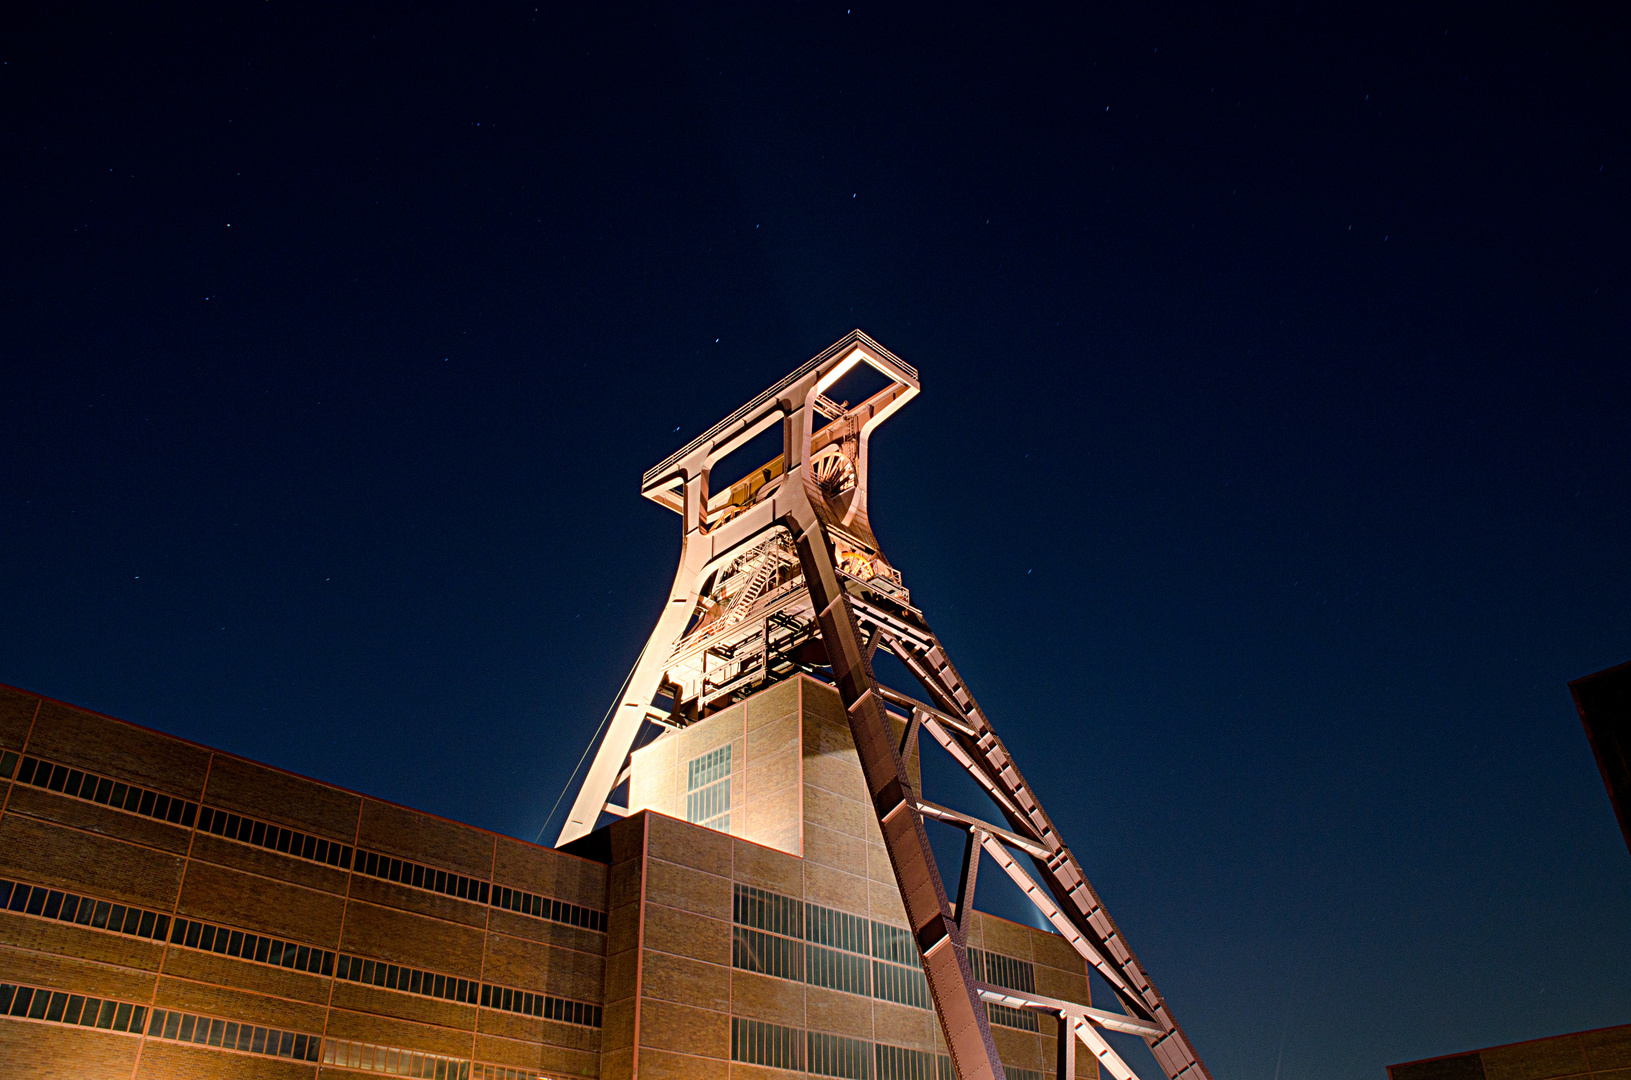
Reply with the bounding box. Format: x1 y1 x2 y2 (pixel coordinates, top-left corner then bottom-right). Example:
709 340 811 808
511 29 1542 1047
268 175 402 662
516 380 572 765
558 331 1214 1080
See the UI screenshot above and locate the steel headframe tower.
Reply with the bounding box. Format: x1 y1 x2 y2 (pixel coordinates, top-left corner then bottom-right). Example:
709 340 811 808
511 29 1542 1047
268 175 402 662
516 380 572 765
559 331 1213 1080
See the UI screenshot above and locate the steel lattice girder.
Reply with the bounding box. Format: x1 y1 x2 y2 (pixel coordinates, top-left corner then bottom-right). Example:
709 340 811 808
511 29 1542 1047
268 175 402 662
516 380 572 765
556 331 1214 1080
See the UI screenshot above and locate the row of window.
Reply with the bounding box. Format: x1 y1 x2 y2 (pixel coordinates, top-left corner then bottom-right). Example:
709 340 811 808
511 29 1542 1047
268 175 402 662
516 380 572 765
968 948 1037 995
731 1017 963 1080
171 917 334 976
732 885 931 1009
334 953 603 1029
686 744 733 833
0 983 145 1033
1 879 169 942
6 758 607 937
472 1067 543 1080
197 804 355 870
986 1001 1041 1033
147 1006 322 1062
16 756 198 828
351 848 608 934
323 1036 471 1078
486 879 607 935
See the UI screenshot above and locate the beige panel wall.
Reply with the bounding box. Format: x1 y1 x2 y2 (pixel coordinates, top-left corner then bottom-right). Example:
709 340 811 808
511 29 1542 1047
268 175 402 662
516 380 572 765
0 683 610 1080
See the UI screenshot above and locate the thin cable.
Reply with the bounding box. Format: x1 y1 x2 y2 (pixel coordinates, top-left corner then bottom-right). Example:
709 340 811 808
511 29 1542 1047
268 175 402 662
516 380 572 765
535 646 644 844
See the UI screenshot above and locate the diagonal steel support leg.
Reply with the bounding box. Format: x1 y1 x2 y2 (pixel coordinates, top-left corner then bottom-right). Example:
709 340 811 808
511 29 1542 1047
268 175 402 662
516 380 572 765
790 507 1004 1080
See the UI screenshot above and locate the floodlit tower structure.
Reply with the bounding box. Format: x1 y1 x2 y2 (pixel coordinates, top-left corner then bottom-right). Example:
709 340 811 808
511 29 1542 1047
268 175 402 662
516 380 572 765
559 331 1211 1080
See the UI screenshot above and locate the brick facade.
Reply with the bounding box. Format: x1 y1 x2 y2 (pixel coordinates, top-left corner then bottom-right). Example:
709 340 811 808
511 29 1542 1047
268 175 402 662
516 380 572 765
0 675 1095 1079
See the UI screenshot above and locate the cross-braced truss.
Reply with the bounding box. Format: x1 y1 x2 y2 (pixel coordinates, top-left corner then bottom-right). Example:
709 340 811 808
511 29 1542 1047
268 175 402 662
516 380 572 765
557 331 1212 1080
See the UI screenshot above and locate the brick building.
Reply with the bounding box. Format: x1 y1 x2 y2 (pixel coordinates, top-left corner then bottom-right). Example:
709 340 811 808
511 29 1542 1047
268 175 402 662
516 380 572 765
1388 1025 1631 1080
0 673 1096 1079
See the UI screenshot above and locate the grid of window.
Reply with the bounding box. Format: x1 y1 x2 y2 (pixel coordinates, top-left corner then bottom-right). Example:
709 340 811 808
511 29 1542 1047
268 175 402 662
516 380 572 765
735 883 802 936
147 1007 321 1061
0 879 170 942
322 1036 468 1076
807 942 870 996
734 925 803 980
986 1001 1040 1032
172 917 334 974
731 885 932 1010
968 948 1036 994
807 902 869 954
875 1043 942 1080
196 806 353 870
16 756 198 828
338 954 479 1005
1009 1070 1044 1080
872 958 929 1009
488 880 606 933
808 1030 873 1079
472 1067 543 1080
732 1017 803 1071
686 744 732 832
0 983 146 1034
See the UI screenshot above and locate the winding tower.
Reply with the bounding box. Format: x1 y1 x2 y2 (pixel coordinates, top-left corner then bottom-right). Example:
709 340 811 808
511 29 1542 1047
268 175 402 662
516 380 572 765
560 332 1212 1080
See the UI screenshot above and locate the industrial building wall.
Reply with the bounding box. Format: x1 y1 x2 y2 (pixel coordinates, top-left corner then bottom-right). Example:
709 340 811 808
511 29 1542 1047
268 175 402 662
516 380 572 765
0 683 609 1080
611 672 1096 1080
1389 1025 1631 1080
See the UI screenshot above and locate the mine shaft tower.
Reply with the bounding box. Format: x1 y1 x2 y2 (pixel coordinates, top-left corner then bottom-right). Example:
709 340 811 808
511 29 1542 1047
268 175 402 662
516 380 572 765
559 332 1211 1080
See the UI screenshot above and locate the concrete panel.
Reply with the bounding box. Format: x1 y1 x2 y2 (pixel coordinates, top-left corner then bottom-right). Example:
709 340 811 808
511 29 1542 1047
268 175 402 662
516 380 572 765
188 832 350 896
329 978 476 1030
138 1040 317 1080
4 784 192 855
647 814 732 879
1583 1028 1631 1071
357 798 495 879
639 997 730 1059
732 839 801 896
635 1046 727 1080
0 813 184 908
803 862 868 917
160 947 330 1004
746 679 800 731
1483 1038 1591 1080
0 686 39 753
177 861 345 946
487 908 607 955
0 911 165 972
805 984 872 1041
643 858 730 920
803 821 866 875
729 969 805 1025
638 950 729 1012
345 873 487 929
0 1023 137 1080
202 755 361 841
323 1006 474 1057
26 701 210 799
493 835 608 910
0 942 156 1001
640 902 730 967
153 975 327 1032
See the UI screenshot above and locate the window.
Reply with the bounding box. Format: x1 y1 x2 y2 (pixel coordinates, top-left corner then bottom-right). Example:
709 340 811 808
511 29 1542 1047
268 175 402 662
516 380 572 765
968 948 1036 994
686 744 732 832
809 1031 873 1079
1 879 169 944
732 1017 803 1071
875 1043 942 1080
321 1037 466 1076
16 756 197 828
196 806 350 870
172 918 333 976
146 1008 320 1062
986 1002 1040 1032
0 983 145 1034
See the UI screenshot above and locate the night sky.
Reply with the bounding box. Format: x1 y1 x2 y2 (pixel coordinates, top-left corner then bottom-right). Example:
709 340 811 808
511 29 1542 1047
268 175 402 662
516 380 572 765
4 4 1629 1077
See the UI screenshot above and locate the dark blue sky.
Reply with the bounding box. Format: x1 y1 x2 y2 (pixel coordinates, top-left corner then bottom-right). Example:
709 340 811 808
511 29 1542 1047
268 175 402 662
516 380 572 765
4 3 1628 1077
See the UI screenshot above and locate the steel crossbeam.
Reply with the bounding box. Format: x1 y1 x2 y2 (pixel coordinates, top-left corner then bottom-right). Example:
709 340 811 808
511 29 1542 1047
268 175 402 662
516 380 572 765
557 332 1213 1080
